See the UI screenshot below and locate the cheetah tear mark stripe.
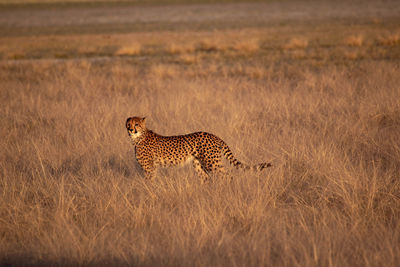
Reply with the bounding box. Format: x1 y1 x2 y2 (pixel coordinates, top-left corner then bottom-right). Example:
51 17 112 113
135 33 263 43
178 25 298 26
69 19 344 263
222 144 272 171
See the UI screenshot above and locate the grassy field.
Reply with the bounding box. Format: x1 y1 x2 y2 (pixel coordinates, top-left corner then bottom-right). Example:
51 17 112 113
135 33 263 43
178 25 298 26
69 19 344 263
1 0 400 266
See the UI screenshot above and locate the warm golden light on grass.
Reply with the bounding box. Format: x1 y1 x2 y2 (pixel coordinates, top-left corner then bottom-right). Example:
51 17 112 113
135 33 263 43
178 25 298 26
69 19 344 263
344 35 364 47
283 37 309 49
115 43 142 56
1 57 399 267
379 33 400 46
1 0 400 266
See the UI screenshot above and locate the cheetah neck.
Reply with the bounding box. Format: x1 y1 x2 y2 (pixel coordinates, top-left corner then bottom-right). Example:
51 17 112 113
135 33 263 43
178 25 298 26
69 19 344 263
130 129 152 146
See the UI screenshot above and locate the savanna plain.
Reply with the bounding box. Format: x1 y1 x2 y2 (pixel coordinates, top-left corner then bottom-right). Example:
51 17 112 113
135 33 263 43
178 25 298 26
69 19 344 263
1 0 400 266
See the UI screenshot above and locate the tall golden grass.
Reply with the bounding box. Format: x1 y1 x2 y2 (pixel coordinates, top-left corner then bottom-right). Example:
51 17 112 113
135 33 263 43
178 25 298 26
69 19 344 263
1 57 399 266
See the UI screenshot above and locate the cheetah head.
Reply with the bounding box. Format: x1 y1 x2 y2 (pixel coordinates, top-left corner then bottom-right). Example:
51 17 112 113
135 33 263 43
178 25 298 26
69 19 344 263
126 117 146 139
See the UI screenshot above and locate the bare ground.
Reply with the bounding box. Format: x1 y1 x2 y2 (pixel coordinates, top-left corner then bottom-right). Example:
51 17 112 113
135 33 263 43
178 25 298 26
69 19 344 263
1 1 399 30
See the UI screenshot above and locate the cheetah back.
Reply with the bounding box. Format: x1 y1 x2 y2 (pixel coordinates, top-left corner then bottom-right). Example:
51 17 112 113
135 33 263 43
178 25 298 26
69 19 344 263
136 131 224 171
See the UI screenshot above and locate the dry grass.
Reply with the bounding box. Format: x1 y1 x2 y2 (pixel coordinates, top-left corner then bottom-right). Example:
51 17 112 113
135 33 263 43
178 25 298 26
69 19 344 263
1 57 399 267
115 43 142 56
379 33 400 46
283 37 309 50
344 35 364 47
166 42 196 55
1 1 400 266
196 38 230 53
232 38 260 53
150 63 179 79
179 53 199 64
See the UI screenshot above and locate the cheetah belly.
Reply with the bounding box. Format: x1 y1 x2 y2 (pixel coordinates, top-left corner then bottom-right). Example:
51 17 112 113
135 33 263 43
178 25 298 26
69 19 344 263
156 155 194 167
152 138 194 167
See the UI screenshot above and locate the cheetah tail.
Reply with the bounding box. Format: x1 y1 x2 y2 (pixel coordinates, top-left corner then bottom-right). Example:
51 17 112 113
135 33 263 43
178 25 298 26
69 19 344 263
222 144 272 171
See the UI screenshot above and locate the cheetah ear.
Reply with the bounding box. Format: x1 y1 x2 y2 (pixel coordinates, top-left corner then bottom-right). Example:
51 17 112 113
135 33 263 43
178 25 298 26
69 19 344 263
141 117 146 125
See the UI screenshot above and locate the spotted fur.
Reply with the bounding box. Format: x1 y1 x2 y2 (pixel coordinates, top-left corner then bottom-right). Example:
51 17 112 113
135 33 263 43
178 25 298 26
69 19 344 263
126 116 271 182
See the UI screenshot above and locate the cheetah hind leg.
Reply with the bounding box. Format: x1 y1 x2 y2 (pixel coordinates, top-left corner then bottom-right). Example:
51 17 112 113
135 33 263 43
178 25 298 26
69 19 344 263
215 166 233 181
192 158 210 183
212 160 233 181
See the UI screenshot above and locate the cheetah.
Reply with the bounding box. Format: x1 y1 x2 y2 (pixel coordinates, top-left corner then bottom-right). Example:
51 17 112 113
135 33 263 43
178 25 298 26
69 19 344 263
126 116 271 182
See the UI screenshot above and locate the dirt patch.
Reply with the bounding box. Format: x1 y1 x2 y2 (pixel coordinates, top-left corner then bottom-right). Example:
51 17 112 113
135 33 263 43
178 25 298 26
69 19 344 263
1 1 399 30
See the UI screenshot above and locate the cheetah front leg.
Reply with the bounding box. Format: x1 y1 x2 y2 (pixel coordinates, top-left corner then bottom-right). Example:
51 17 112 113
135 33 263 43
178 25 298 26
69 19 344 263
192 158 210 183
136 157 156 180
143 168 156 180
